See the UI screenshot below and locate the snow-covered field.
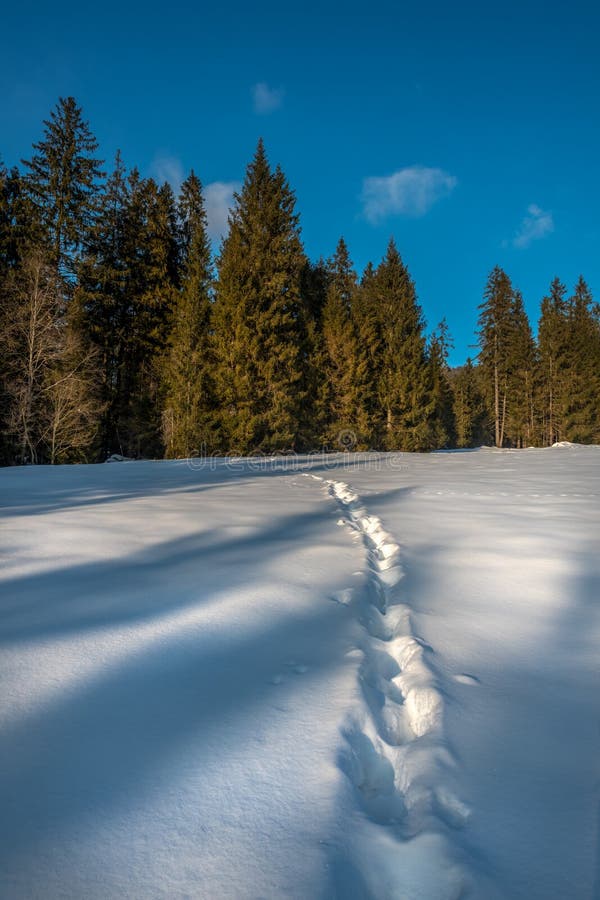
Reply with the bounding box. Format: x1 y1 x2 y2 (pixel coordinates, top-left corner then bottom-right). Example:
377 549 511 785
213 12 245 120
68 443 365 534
1 447 599 899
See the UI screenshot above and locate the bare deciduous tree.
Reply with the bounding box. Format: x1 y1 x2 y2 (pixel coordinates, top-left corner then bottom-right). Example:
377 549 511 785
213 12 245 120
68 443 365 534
2 250 59 462
42 328 102 463
2 249 101 463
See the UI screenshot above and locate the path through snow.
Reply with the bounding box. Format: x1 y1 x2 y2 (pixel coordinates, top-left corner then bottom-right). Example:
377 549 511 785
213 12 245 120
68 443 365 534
309 474 470 898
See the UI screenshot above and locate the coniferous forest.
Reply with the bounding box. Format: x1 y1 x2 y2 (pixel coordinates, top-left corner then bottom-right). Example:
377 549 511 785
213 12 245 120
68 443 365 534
1 98 599 465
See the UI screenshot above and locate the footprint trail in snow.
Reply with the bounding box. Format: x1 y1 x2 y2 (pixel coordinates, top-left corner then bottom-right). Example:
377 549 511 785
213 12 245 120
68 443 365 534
307 474 471 899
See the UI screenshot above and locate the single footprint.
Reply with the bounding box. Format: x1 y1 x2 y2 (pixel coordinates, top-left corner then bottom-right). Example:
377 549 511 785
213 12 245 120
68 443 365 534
330 588 353 606
453 673 480 686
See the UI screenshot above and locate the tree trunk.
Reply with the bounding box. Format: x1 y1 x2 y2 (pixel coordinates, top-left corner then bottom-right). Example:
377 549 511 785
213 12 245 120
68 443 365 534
499 391 507 448
494 359 500 447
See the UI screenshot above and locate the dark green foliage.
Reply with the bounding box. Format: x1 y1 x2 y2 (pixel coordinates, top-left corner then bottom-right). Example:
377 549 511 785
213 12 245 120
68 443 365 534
478 268 547 447
355 240 435 451
161 172 215 458
113 172 178 457
75 152 130 456
477 266 515 447
298 258 330 447
450 359 487 448
0 162 36 271
428 320 456 448
77 158 178 457
505 290 537 447
321 238 363 449
22 97 103 273
562 278 600 443
212 140 308 453
538 278 569 445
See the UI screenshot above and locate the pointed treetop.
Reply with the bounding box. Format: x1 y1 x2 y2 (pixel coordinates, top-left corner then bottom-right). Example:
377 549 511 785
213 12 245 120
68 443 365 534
431 318 454 364
361 261 375 285
329 236 353 276
384 236 406 268
543 277 567 310
573 275 592 301
251 137 270 173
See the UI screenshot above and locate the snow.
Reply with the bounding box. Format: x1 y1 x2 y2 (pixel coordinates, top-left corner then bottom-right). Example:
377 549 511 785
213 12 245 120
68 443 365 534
1 448 599 898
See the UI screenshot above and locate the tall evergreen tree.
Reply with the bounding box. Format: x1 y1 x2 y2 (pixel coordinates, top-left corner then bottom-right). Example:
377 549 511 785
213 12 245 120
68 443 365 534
299 257 330 447
77 162 178 457
538 278 569 445
428 319 456 448
161 171 214 458
505 290 537 447
22 97 103 273
321 238 362 448
350 261 382 447
121 173 179 456
477 266 516 447
212 140 308 453
0 162 18 462
364 239 434 450
562 277 600 442
450 359 486 448
0 162 33 272
75 151 131 456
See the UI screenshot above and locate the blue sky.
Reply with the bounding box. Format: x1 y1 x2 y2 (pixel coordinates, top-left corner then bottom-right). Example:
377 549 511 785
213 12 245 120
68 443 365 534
1 0 599 364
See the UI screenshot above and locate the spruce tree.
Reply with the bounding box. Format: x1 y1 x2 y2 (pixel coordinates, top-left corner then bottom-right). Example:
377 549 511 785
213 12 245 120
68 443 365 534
563 277 600 442
161 171 214 458
0 163 17 461
321 238 362 448
22 97 103 273
538 278 569 445
0 162 47 463
212 140 308 453
351 261 383 447
299 257 330 447
505 290 537 447
428 319 456 448
0 163 29 271
123 173 179 456
369 239 434 451
477 266 515 447
450 359 486 448
77 162 179 457
76 151 131 456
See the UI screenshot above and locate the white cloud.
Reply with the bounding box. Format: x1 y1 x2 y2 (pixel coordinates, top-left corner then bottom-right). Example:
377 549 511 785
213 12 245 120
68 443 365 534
150 155 185 193
204 181 241 242
252 81 284 114
361 165 457 223
512 204 554 248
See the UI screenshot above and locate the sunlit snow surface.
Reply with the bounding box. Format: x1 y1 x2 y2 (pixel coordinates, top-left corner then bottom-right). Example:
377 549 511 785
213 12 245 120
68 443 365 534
1 447 599 899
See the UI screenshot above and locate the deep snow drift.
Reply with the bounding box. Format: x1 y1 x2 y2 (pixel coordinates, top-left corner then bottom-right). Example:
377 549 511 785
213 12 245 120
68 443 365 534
0 447 599 899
